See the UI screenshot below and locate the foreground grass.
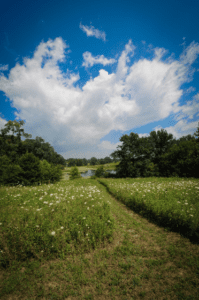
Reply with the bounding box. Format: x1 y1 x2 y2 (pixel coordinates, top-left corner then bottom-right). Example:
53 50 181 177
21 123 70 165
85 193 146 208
0 177 199 299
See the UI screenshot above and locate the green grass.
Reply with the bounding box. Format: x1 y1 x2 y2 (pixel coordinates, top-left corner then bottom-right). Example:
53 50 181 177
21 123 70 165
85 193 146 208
0 176 199 299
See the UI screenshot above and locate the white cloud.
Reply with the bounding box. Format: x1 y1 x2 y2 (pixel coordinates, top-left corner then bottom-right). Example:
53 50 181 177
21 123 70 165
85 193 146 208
99 141 122 150
0 38 198 159
158 119 199 140
180 41 199 65
0 117 7 131
0 64 9 71
82 52 116 68
79 23 106 41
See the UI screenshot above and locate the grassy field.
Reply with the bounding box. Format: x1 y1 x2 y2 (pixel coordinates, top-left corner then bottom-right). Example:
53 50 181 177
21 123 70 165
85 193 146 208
0 176 199 299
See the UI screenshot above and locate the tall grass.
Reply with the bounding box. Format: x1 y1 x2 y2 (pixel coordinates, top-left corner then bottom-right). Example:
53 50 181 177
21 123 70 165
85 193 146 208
0 180 115 268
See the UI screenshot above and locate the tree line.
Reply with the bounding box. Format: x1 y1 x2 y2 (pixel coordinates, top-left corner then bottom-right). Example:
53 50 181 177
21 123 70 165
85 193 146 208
66 156 115 167
0 120 66 186
1 119 199 186
110 123 199 179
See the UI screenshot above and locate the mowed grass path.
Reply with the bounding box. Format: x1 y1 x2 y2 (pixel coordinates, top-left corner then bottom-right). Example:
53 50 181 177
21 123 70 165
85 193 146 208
0 177 199 300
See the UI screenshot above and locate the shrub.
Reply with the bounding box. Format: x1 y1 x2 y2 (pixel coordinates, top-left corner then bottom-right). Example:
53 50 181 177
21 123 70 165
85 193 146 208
69 166 81 180
95 165 105 177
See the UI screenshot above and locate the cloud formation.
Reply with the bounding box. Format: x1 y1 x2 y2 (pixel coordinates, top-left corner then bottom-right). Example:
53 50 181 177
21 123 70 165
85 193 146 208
0 38 198 158
0 64 9 71
82 52 116 67
79 23 106 41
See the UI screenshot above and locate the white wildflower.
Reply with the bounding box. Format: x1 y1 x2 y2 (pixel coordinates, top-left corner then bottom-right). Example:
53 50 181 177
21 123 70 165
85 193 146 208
51 231 56 236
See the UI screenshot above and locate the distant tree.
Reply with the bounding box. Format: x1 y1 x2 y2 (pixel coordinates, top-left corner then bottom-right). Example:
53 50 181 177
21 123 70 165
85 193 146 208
104 156 112 164
193 121 199 142
90 157 98 166
76 159 83 166
82 158 88 166
99 158 105 165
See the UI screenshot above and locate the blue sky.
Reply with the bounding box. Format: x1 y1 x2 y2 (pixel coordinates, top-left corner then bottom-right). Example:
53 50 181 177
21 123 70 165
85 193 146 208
0 0 199 159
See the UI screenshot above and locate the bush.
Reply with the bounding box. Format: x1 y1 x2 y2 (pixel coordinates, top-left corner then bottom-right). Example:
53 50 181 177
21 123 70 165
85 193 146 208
95 165 105 177
69 166 81 180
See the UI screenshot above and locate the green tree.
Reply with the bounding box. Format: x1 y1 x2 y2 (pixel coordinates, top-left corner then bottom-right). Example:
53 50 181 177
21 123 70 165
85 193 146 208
112 132 154 178
95 165 105 177
0 155 22 186
90 157 98 166
159 139 199 178
18 152 42 185
40 159 52 184
69 166 81 180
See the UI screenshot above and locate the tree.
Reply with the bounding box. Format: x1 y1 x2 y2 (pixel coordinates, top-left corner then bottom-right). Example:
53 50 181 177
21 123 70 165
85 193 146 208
18 152 42 185
159 139 199 178
40 159 52 184
0 120 32 161
69 166 81 180
90 157 98 166
111 132 154 178
193 122 199 142
104 156 112 164
95 165 105 177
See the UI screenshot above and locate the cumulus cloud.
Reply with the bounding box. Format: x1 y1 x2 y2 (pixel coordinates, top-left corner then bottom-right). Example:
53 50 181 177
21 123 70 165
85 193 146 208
0 37 198 158
82 52 116 68
79 23 106 41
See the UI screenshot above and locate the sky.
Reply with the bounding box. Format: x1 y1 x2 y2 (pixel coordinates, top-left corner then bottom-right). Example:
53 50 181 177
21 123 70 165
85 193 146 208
0 0 199 160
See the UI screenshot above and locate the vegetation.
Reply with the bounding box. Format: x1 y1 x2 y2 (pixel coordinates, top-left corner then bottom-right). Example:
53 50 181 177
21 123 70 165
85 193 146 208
0 177 198 299
110 123 199 179
0 121 199 299
69 166 82 180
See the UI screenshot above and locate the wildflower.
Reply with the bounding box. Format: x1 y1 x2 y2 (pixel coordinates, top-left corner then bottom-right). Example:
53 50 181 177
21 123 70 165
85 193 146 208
107 220 111 222
84 202 87 204
60 226 64 229
83 217 86 219
36 225 39 227
50 194 53 196
49 203 53 206
190 215 193 217
51 231 56 236
87 207 89 210
92 205 94 207
0 223 2 225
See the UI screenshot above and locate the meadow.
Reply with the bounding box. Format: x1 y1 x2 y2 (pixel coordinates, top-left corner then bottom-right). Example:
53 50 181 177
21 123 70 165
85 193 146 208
0 173 199 299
